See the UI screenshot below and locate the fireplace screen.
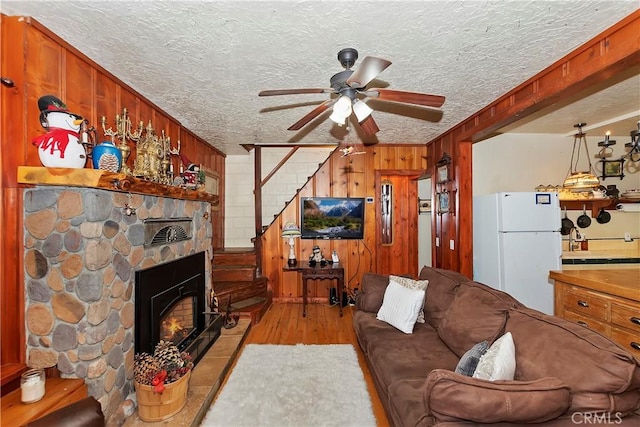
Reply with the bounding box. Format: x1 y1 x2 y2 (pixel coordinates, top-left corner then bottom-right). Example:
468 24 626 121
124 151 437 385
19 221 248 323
160 297 195 347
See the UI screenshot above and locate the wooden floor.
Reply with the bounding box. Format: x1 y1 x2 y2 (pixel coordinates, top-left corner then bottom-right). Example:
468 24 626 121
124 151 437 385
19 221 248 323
234 302 391 426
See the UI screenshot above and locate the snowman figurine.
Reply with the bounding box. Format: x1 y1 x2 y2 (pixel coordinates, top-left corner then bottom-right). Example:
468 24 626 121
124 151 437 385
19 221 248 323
32 95 87 168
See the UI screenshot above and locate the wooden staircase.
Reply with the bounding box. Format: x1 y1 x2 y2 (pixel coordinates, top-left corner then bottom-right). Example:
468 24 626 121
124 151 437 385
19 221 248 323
212 247 272 325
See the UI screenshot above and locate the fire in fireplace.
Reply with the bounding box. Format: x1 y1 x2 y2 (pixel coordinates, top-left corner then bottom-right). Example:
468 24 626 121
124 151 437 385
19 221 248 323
160 298 194 345
134 251 222 364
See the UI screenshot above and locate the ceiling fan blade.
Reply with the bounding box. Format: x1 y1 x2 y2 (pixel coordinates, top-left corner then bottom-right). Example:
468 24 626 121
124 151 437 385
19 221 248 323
367 88 445 108
346 56 392 88
259 88 333 96
288 98 337 131
358 115 380 136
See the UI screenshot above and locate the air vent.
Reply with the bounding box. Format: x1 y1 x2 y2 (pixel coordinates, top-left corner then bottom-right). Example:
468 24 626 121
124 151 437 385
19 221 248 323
144 218 193 247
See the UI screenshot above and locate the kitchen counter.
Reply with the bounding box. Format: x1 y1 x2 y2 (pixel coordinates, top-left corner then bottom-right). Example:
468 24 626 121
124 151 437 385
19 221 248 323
562 247 640 267
549 269 640 302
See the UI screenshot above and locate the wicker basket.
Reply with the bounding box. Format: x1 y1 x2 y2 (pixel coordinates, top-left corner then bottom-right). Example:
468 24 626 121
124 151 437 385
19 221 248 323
135 370 191 422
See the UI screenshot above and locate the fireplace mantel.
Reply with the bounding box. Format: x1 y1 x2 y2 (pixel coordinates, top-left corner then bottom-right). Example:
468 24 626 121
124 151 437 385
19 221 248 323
18 166 219 205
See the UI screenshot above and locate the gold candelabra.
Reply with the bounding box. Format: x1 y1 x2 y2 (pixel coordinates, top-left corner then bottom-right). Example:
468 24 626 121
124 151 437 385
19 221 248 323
100 108 181 183
100 108 143 175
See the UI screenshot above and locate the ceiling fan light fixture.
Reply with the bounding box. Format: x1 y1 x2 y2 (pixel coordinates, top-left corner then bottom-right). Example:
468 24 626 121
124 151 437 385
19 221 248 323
329 95 352 126
352 99 373 122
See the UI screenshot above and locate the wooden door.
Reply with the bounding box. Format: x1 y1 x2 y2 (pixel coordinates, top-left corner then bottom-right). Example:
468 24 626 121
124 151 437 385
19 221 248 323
375 172 420 277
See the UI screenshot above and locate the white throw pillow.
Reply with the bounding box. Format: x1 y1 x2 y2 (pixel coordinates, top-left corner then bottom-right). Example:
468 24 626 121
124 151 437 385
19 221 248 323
376 279 425 334
472 332 516 381
389 275 429 323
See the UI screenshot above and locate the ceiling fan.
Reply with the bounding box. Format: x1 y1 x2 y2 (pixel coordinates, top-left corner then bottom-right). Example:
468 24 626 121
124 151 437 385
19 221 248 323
258 48 445 138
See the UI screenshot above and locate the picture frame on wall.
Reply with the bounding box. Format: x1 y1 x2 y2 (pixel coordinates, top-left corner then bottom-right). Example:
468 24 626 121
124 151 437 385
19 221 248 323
418 198 431 214
437 192 449 214
436 152 452 184
599 159 625 180
436 164 449 184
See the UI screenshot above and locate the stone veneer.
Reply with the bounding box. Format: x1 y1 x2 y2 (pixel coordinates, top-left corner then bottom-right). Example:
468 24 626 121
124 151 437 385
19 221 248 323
23 187 213 418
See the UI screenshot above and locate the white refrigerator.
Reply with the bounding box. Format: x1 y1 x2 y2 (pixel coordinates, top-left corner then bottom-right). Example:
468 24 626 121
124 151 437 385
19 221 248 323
473 192 562 315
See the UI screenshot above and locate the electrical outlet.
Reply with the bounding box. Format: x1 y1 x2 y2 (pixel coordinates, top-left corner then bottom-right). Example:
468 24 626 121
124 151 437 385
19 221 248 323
624 232 632 242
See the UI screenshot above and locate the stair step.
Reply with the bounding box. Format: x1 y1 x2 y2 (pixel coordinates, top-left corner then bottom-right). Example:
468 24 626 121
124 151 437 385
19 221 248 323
214 278 268 304
213 267 255 282
222 292 272 325
214 249 257 266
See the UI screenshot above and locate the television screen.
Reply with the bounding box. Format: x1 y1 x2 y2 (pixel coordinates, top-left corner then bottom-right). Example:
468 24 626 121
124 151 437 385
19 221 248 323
301 197 365 240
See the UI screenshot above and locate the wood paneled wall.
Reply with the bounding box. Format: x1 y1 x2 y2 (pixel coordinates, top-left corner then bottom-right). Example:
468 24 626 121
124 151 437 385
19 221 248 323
0 15 225 386
261 145 427 300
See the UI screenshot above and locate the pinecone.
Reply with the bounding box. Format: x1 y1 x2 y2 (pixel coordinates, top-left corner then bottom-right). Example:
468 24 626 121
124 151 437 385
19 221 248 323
153 340 184 370
134 353 161 385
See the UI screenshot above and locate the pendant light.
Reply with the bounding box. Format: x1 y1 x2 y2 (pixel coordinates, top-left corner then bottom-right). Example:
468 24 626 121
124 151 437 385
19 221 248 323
563 123 600 190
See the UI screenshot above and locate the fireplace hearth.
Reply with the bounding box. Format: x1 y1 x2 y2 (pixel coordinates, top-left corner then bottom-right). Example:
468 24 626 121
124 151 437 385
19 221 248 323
135 251 222 364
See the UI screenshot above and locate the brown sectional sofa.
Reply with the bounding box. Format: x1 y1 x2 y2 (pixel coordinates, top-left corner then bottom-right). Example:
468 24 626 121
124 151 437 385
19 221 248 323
353 267 640 426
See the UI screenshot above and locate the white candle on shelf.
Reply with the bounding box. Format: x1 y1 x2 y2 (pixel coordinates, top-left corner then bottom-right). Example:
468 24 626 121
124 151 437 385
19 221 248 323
21 369 45 403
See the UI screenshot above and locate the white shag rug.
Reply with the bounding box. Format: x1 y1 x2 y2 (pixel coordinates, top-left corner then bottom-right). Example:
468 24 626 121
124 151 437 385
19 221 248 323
201 344 376 427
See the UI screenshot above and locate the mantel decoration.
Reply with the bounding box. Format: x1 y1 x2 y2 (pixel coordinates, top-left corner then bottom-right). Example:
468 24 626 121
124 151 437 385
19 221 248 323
134 340 193 421
177 153 205 189
101 108 181 184
281 221 301 267
32 95 88 169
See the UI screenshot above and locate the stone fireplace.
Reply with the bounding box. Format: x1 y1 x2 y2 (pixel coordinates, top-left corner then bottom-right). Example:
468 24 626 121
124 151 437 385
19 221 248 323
23 186 214 418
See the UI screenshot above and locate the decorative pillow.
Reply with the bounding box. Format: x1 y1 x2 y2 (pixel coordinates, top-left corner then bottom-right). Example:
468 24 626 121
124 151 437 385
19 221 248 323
473 332 516 381
376 280 426 334
389 275 429 323
454 340 489 376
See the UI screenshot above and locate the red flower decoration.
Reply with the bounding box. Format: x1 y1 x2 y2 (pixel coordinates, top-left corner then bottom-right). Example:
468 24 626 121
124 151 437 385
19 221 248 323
151 370 167 393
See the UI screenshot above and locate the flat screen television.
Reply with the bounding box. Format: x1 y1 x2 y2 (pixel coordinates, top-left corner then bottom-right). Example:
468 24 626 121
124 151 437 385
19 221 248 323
301 197 365 240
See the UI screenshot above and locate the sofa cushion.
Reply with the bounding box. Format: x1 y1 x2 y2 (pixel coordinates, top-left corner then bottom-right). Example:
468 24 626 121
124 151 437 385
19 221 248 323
389 275 428 323
355 272 390 313
418 266 470 329
454 340 489 377
424 369 571 424
506 308 640 414
437 284 510 357
473 331 516 381
377 280 425 333
353 311 458 385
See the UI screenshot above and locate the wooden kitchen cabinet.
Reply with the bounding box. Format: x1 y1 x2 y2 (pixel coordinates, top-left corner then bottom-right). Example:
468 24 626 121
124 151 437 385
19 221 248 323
550 269 640 358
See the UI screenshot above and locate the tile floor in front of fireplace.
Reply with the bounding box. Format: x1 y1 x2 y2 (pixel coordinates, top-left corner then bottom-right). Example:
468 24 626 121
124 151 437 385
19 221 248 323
123 319 251 427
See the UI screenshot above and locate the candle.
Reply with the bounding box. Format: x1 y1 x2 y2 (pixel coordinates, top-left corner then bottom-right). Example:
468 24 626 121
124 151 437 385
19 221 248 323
21 369 45 403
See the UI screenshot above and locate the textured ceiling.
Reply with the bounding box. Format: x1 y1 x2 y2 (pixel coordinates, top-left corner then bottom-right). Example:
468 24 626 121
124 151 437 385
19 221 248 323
1 1 638 155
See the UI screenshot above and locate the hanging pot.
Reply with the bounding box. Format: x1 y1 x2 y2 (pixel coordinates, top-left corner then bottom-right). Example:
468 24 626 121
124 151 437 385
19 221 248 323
596 208 611 224
577 205 591 228
561 208 574 235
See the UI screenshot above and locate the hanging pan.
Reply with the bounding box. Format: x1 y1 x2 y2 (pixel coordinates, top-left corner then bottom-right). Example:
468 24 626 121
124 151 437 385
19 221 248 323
596 208 611 224
561 207 574 235
577 205 591 228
